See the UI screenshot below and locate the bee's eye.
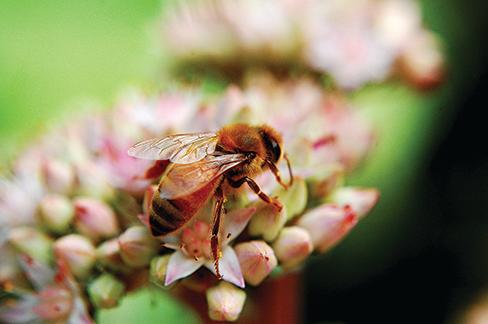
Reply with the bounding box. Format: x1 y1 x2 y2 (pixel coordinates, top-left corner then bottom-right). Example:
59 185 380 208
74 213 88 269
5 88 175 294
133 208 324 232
270 138 281 162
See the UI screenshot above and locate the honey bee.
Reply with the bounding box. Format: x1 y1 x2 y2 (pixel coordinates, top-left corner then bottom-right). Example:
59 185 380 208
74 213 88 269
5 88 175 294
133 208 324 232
128 123 293 278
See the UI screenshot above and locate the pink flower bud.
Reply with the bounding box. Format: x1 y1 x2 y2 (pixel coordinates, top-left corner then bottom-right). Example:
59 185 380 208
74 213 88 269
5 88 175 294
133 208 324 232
73 197 119 241
8 227 53 264
150 255 171 287
272 226 313 269
248 201 287 242
297 204 358 253
118 226 158 267
235 241 277 286
42 159 75 194
96 239 131 274
88 273 125 309
33 286 73 321
54 234 96 279
38 194 74 234
399 31 445 90
206 282 246 322
331 187 379 219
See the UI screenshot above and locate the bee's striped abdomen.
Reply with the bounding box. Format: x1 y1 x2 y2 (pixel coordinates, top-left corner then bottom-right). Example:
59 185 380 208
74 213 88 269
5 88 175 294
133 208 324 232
149 177 222 237
149 196 186 236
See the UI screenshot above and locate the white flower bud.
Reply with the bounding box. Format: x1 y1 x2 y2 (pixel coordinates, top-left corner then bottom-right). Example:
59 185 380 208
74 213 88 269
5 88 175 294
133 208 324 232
75 162 114 200
399 31 445 90
88 273 125 309
8 227 53 264
54 234 96 279
206 282 246 322
150 255 171 287
274 177 308 221
96 238 131 273
118 226 158 267
38 194 74 234
235 241 277 286
42 159 75 194
248 202 287 242
272 226 313 269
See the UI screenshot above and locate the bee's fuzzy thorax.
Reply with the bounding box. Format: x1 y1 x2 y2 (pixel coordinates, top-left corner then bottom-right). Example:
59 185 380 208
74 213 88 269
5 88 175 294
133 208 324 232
217 124 267 159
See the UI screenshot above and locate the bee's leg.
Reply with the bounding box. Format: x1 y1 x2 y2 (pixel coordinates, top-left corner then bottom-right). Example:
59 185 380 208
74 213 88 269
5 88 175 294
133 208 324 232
283 153 294 187
228 177 282 211
266 159 293 189
211 186 225 280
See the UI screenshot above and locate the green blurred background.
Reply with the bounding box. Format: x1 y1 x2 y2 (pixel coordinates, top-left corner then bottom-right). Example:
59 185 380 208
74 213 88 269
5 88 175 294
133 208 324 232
1 0 487 322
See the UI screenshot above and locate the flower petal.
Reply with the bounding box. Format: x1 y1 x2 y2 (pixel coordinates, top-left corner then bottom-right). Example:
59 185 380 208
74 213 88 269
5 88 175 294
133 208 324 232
68 296 95 324
165 251 204 286
205 246 244 288
0 293 39 323
222 207 256 245
331 187 379 219
18 255 54 290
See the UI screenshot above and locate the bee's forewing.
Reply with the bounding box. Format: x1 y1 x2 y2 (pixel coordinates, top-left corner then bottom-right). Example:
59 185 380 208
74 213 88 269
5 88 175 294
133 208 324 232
127 132 218 164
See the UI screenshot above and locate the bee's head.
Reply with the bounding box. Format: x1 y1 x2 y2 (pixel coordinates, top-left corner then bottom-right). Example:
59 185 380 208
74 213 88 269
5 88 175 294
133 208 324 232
258 125 283 164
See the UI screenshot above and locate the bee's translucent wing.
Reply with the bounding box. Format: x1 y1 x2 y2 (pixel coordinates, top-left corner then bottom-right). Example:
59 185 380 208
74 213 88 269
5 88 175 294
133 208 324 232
159 154 247 199
128 132 218 164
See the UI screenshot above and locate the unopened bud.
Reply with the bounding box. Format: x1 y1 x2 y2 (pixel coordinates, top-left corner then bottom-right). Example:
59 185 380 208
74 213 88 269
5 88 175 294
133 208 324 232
75 162 114 200
272 226 313 269
399 31 445 90
150 255 170 287
54 234 96 279
73 197 119 241
88 273 125 309
330 187 379 219
38 194 74 234
307 164 344 201
96 239 131 274
235 241 277 286
297 204 358 253
274 177 308 221
8 227 53 264
248 202 287 242
43 159 75 194
118 226 158 267
34 286 72 321
206 282 246 322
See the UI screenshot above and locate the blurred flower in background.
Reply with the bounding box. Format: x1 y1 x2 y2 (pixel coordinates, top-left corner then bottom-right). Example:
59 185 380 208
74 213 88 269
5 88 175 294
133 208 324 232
161 0 444 89
0 0 447 322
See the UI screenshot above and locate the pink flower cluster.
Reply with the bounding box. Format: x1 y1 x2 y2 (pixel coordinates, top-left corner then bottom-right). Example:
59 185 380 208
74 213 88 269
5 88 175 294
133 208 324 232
1 73 378 322
161 0 445 89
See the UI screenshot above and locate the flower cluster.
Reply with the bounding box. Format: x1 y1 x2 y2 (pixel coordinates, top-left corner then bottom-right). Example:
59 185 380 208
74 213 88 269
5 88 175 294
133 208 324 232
0 73 378 322
1 0 446 321
160 0 445 89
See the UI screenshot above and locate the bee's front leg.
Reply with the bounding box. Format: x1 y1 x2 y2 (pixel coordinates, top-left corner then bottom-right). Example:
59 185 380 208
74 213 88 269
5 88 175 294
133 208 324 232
228 176 282 211
211 186 225 280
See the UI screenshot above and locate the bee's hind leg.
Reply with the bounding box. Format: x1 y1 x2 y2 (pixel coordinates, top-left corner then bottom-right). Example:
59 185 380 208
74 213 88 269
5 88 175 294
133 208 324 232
211 186 225 280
